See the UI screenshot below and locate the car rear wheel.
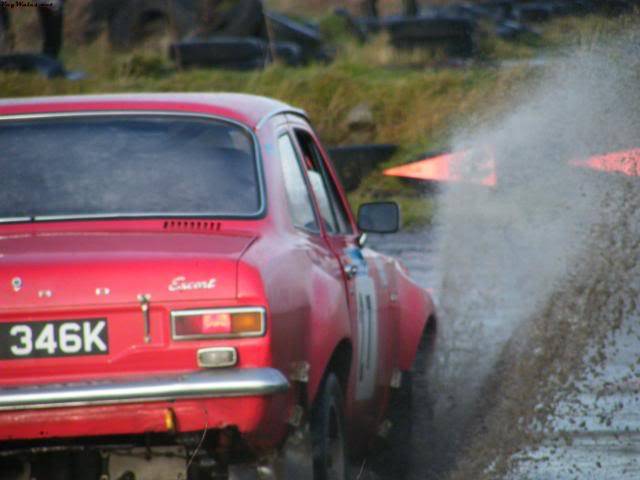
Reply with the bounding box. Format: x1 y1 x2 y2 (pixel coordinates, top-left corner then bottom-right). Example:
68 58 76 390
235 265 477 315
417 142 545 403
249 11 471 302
311 373 349 480
371 323 436 478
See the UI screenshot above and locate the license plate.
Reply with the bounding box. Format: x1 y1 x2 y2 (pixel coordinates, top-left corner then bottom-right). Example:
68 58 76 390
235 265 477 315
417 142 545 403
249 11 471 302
0 319 109 360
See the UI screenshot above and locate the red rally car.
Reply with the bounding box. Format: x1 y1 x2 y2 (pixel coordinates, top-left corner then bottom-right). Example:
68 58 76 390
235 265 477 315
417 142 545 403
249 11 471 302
0 94 436 480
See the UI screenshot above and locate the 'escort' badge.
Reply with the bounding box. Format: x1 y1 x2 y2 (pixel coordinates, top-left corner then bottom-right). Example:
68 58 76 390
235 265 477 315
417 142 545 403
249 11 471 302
168 276 217 292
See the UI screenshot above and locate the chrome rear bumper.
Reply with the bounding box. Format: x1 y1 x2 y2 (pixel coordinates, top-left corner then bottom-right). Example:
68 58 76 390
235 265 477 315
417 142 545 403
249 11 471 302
0 368 289 411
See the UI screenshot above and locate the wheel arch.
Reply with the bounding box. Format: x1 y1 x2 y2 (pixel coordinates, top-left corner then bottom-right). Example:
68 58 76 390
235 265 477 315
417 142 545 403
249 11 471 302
397 283 437 371
308 338 353 409
323 339 353 395
414 313 437 373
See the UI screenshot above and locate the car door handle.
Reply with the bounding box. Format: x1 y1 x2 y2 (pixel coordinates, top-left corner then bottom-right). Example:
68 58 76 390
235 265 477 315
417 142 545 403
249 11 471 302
344 264 358 279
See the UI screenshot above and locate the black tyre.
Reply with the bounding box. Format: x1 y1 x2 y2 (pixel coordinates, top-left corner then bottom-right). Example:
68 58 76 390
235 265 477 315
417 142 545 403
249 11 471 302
311 373 349 480
513 3 554 23
170 37 267 66
204 0 266 38
108 0 195 50
265 11 324 62
593 0 634 16
374 371 415 479
170 37 303 69
385 16 476 57
371 324 436 479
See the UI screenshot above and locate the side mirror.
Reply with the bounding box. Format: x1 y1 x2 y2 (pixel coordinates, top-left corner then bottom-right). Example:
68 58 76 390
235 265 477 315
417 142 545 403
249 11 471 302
357 201 400 234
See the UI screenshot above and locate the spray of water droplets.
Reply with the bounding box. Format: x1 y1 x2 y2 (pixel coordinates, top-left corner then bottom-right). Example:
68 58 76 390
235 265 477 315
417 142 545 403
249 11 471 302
418 38 640 479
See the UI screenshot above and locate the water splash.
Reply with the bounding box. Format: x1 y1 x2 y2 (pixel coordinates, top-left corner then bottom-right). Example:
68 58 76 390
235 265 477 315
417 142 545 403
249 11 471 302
421 38 640 479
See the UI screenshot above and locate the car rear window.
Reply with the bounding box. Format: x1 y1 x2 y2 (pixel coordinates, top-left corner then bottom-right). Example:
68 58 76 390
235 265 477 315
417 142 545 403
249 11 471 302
0 115 262 220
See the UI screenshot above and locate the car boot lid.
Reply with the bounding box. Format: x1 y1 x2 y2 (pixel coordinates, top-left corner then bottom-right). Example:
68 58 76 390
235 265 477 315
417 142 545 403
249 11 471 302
0 230 258 310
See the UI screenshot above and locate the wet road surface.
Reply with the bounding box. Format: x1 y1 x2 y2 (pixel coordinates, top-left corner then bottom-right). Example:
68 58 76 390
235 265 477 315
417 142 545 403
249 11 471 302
367 229 640 480
509 305 640 480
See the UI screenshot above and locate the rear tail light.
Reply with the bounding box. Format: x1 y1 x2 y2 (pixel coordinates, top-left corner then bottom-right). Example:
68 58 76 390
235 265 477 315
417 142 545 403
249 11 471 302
171 307 265 340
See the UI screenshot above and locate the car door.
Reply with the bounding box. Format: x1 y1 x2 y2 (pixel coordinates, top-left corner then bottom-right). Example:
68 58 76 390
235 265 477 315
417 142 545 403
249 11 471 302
270 123 355 395
286 119 396 435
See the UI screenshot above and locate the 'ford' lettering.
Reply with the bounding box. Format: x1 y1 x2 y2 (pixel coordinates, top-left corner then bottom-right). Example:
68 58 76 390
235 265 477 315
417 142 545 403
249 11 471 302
168 276 217 292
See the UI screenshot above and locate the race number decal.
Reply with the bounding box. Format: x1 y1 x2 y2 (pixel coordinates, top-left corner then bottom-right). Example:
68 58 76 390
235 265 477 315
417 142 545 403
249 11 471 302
355 275 379 401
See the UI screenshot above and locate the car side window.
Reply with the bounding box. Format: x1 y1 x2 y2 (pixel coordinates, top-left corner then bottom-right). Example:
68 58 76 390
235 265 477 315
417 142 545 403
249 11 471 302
277 134 319 232
294 129 353 235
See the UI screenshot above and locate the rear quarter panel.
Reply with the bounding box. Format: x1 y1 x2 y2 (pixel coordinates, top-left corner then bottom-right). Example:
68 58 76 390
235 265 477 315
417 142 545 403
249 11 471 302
248 120 352 408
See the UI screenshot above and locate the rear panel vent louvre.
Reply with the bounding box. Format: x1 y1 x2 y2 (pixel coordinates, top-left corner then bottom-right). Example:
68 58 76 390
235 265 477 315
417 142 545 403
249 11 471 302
163 220 222 231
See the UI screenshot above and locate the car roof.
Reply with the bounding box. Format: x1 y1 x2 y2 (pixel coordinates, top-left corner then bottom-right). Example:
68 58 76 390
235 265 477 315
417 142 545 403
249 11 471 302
0 93 307 130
